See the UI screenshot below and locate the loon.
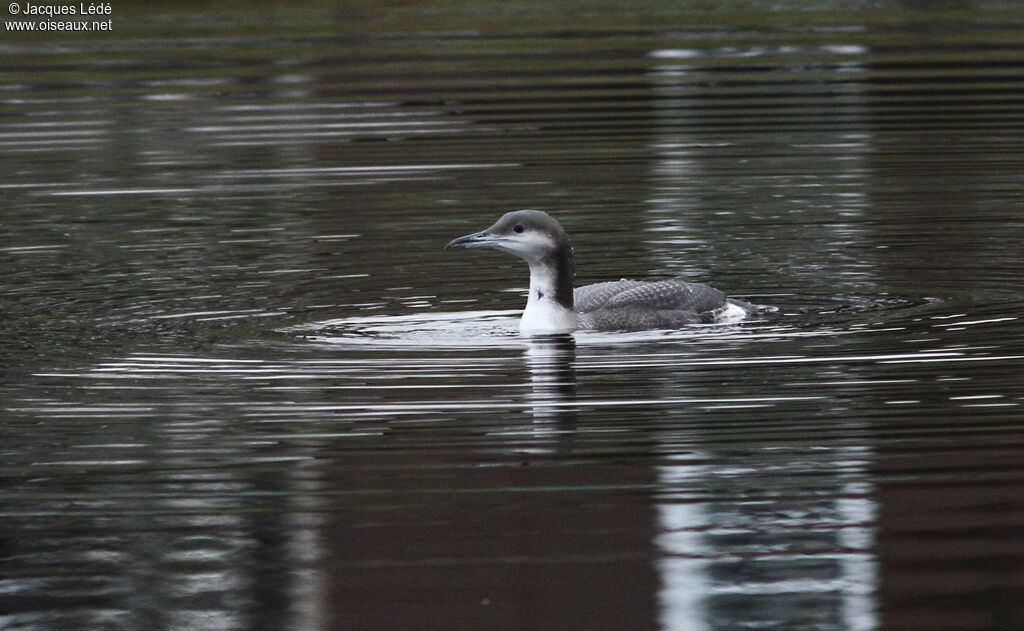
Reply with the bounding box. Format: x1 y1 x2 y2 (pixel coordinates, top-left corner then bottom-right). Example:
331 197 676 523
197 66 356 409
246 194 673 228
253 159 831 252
445 209 762 335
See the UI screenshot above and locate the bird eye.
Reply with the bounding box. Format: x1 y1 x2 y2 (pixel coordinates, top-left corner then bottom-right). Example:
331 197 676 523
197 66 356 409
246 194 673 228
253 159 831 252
513 224 524 233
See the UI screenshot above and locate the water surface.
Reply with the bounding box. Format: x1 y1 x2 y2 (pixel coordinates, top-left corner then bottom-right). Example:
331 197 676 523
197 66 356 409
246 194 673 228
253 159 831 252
3 3 1024 630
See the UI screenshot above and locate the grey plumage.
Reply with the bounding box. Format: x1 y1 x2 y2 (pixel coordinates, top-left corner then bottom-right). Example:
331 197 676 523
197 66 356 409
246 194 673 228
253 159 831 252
574 279 749 331
575 279 725 313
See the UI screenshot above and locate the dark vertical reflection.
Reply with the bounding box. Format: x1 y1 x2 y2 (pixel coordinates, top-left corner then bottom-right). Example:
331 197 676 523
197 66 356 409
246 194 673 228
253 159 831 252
320 340 660 631
0 454 323 630
862 29 1024 631
248 466 300 631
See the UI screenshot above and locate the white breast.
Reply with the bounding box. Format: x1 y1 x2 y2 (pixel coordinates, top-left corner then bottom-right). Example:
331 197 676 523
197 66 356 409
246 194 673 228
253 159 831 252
519 299 580 335
518 260 581 335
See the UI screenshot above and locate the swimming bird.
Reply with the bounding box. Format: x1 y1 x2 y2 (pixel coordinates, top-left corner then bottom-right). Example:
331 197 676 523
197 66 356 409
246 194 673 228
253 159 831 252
444 209 762 335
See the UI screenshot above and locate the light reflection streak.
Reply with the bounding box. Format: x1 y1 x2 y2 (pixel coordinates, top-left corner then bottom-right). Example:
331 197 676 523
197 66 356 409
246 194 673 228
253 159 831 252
647 42 878 630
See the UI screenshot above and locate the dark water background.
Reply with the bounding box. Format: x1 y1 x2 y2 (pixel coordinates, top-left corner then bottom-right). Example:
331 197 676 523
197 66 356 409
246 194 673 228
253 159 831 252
3 2 1024 630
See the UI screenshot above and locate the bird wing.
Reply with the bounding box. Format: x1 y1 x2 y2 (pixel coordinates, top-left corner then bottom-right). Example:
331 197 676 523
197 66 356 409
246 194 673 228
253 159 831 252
574 280 727 314
581 307 706 331
573 280 643 312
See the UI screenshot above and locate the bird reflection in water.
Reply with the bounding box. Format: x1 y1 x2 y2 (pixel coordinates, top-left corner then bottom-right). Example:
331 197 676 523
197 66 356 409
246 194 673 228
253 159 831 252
523 334 578 454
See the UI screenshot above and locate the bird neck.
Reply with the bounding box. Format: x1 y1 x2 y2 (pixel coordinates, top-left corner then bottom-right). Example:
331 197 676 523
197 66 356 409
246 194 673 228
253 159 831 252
526 244 575 312
519 243 578 335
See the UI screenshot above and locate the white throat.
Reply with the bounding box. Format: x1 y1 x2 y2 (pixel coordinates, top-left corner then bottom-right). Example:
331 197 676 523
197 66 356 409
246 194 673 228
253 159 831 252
519 262 580 335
